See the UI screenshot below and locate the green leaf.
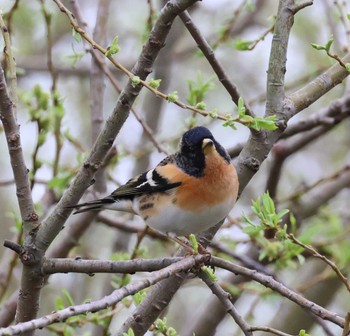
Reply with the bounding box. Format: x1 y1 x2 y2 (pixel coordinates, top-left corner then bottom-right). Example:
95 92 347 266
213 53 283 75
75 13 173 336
298 330 311 336
55 296 65 310
132 290 146 305
148 78 162 89
62 289 75 306
122 328 135 336
346 63 350 73
209 109 218 119
276 209 289 221
105 35 120 57
131 76 141 88
155 318 167 333
66 51 85 67
201 266 218 281
168 327 178 336
234 38 253 51
166 91 178 103
237 97 246 118
189 234 199 254
253 116 278 131
325 35 334 52
72 28 82 43
195 101 206 110
186 73 213 105
311 43 325 51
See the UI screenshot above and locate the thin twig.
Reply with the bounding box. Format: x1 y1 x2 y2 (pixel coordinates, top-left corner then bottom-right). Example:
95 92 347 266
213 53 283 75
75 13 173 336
179 10 255 118
0 12 17 106
288 233 350 292
210 256 345 327
249 326 295 336
199 271 253 336
52 0 253 126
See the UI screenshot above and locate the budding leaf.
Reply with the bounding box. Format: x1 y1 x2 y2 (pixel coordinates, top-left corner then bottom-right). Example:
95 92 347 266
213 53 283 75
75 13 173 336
325 35 334 52
311 43 325 51
148 78 161 89
131 76 141 88
201 266 218 281
166 91 178 103
234 38 253 51
195 101 206 110
105 36 120 57
72 28 82 43
189 234 199 254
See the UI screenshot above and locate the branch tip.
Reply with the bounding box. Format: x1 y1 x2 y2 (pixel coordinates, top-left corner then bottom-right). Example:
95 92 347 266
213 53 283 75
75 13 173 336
4 239 23 255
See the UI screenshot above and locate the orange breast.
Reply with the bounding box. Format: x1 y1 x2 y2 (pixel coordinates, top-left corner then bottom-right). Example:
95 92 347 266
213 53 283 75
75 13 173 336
157 151 239 212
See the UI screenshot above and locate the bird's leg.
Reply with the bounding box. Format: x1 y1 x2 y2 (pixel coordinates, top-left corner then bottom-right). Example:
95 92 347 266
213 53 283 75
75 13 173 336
169 235 196 254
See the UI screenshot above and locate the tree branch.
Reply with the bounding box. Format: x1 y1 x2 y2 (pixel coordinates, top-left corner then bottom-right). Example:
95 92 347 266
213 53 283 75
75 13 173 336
41 257 181 275
199 271 253 336
179 10 255 118
210 256 345 328
0 255 208 336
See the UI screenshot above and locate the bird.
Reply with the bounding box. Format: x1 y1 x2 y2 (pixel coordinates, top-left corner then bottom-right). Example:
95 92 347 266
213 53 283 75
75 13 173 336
68 126 239 240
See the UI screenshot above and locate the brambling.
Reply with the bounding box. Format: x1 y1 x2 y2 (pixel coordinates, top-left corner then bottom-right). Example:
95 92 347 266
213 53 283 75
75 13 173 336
69 126 239 238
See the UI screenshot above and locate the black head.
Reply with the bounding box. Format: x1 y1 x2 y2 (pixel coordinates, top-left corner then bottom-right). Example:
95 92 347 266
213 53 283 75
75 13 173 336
176 126 230 177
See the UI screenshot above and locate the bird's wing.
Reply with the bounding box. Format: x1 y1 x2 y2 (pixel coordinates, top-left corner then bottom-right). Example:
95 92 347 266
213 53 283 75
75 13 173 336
68 156 182 214
110 166 181 199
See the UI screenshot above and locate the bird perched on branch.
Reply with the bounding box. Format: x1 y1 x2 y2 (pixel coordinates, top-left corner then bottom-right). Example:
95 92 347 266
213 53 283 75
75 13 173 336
69 126 239 239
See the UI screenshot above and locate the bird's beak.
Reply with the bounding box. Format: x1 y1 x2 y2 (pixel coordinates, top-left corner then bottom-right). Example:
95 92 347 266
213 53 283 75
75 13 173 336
202 138 215 155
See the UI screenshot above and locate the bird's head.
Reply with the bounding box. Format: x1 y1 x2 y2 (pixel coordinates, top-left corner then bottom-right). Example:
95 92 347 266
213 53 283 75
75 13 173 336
177 126 230 177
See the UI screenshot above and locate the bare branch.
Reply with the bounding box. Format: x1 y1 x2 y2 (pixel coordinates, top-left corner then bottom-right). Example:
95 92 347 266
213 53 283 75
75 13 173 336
210 256 345 327
0 255 208 336
199 271 253 336
41 257 181 275
288 233 350 292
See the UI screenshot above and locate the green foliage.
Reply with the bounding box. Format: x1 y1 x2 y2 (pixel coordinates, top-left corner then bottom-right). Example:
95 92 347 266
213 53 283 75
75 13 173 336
189 234 199 254
148 78 162 89
111 273 131 288
132 289 147 305
209 109 218 119
243 192 289 231
195 101 206 110
72 28 82 43
105 35 121 57
123 328 135 336
131 76 141 87
48 170 76 194
153 318 178 336
299 208 350 269
55 289 75 310
66 50 85 67
19 85 66 182
234 38 254 51
201 266 217 282
311 35 333 52
299 330 311 336
223 97 278 131
166 91 178 103
242 192 305 268
52 290 118 335
186 73 213 106
110 252 131 261
6 211 23 236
